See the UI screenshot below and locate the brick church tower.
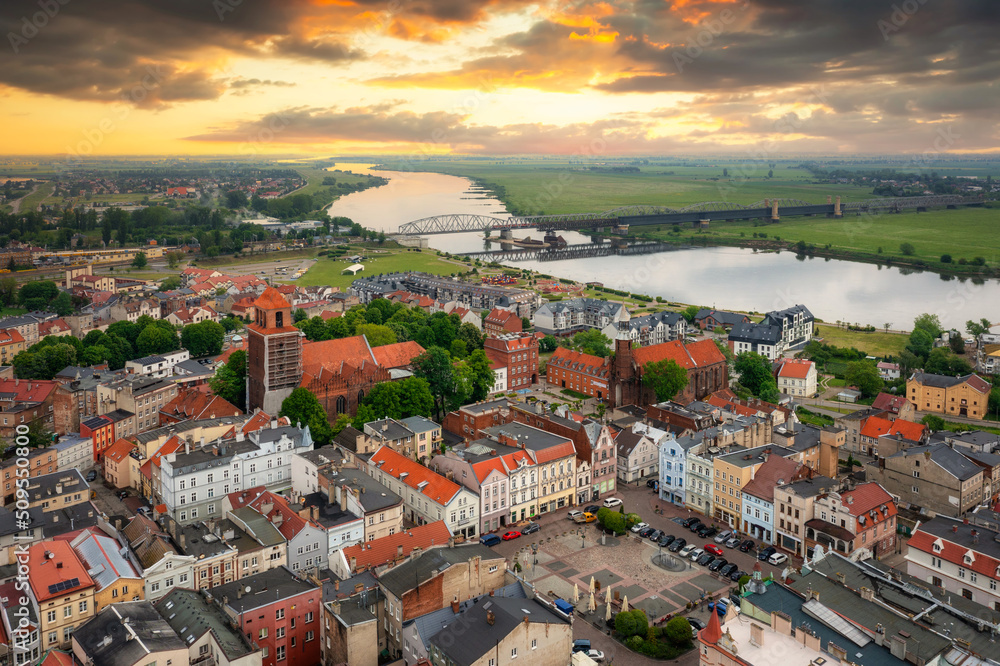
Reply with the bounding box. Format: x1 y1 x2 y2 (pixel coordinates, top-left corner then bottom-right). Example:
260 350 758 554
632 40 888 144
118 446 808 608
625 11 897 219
611 304 642 407
247 287 303 415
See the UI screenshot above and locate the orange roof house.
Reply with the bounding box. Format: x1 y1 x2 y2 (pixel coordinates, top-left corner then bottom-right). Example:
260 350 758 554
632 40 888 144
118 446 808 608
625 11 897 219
369 446 463 507
27 540 95 603
372 340 426 370
159 387 242 425
335 520 452 576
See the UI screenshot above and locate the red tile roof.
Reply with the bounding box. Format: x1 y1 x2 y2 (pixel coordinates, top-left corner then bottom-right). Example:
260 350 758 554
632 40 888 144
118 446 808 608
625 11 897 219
28 540 95 602
486 308 518 325
254 286 291 311
104 438 135 464
861 416 925 441
39 319 71 336
860 416 893 439
909 522 1000 580
632 338 724 369
872 392 908 413
215 340 247 365
370 446 462 506
160 388 242 423
228 488 314 540
741 456 804 502
549 347 609 377
839 482 896 528
319 310 341 321
39 651 75 666
372 340 426 369
302 335 376 374
0 378 58 402
0 328 24 346
776 358 814 379
340 521 452 573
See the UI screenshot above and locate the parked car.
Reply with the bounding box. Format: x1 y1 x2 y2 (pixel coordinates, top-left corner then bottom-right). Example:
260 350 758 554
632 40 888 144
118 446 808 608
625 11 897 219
690 548 706 562
688 521 704 533
681 517 700 528
572 639 592 654
603 497 623 508
715 530 733 543
708 598 729 617
698 526 718 539
668 538 687 553
719 563 739 577
696 552 714 566
86 470 98 482
658 534 675 547
769 552 789 566
585 649 605 662
502 531 521 541
630 521 649 533
678 543 696 557
116 490 129 500
704 544 724 557
729 569 747 582
522 522 540 535
568 510 584 521
739 539 756 553
480 534 502 546
688 617 706 631
584 505 600 514
646 479 658 488
648 529 663 541
725 537 741 549
758 546 777 561
708 558 728 572
639 526 655 538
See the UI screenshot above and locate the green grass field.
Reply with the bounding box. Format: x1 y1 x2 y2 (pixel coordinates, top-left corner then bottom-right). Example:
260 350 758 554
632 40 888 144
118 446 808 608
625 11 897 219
814 323 909 357
376 159 871 215
647 206 1000 266
17 181 55 211
294 250 467 290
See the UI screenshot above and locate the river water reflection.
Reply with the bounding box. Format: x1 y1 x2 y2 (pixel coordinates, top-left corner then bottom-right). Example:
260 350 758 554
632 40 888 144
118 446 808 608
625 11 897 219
327 163 1000 329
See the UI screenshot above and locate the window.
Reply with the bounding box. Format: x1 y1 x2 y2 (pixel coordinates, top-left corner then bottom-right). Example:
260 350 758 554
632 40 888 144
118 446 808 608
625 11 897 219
931 556 941 568
79 600 88 613
511 648 518 659
47 610 56 623
306 630 314 642
276 608 285 620
276 627 285 639
276 645 286 661
531 639 537 650
259 628 268 639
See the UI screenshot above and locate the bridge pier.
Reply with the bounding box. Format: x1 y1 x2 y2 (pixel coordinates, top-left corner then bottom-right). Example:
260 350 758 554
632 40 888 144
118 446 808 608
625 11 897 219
770 200 780 223
612 224 629 235
499 228 513 240
833 196 843 218
611 237 628 250
698 218 710 229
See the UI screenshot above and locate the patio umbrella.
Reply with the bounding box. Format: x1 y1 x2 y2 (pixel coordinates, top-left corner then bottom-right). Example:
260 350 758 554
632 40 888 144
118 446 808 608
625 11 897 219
573 583 580 603
605 584 613 604
589 591 597 613
589 576 596 594
621 595 629 613
606 600 613 622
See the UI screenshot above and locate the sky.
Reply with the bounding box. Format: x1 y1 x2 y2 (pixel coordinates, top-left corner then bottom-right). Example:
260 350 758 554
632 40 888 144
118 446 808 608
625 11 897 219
1 0 997 157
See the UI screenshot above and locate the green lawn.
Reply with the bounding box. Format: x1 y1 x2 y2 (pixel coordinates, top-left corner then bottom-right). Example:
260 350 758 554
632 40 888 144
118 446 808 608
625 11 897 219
17 181 55 212
814 324 908 357
294 250 467 290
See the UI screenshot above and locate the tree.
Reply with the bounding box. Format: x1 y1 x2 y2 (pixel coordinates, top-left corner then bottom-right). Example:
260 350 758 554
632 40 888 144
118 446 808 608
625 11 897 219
539 335 558 353
449 339 467 359
293 308 308 323
220 316 243 333
967 318 993 338
136 325 178 356
0 277 17 307
906 328 934 361
456 322 484 352
682 304 700 323
464 349 495 402
279 388 332 445
209 350 247 410
159 276 182 291
949 333 966 355
570 329 612 357
412 347 455 420
913 313 943 339
166 251 184 269
181 320 225 357
900 242 916 256
331 413 353 438
356 323 397 347
132 252 147 269
734 352 780 402
398 377 435 419
921 414 946 432
664 616 693 647
226 190 248 209
642 358 689 402
19 280 58 309
50 291 74 317
924 347 972 375
845 361 883 398
615 610 649 639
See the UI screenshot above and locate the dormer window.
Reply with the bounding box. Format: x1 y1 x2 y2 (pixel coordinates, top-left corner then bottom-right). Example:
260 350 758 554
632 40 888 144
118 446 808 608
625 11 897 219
964 550 976 565
933 539 944 553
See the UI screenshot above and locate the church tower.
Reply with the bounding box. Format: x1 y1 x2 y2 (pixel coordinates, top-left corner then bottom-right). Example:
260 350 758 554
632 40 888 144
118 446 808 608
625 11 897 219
611 302 641 407
247 287 303 415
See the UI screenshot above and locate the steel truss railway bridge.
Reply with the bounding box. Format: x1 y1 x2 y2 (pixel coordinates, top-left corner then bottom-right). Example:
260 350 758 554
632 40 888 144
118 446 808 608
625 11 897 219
397 195 976 235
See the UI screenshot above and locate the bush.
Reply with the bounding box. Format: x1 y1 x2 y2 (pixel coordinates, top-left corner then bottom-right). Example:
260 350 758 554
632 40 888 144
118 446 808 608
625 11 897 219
625 513 641 529
626 635 644 650
900 242 916 256
615 610 649 639
664 616 693 647
941 254 952 263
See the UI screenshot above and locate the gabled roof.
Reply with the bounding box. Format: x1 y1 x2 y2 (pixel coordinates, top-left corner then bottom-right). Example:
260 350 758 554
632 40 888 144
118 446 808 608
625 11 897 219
871 392 908 413
370 446 463 507
776 358 814 379
27 540 95 602
160 388 242 422
372 340 426 369
741 456 804 502
632 338 725 369
227 489 315 541
839 482 896 528
910 372 991 393
340 520 452 573
302 335 376 374
549 346 609 377
104 438 136 464
71 532 141 590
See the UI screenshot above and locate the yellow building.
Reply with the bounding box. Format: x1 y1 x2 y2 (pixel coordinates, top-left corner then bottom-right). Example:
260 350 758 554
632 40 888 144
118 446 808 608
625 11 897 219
908 372 991 420
712 445 799 528
71 532 144 610
25 470 90 513
0 328 25 364
27 541 97 651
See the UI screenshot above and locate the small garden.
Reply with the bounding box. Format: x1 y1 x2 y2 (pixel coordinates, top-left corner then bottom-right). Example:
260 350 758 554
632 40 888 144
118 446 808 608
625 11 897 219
595 507 641 535
614 609 694 659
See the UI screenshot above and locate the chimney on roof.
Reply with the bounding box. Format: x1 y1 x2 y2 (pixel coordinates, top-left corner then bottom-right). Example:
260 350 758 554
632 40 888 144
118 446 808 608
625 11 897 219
486 610 495 625
350 556 357 572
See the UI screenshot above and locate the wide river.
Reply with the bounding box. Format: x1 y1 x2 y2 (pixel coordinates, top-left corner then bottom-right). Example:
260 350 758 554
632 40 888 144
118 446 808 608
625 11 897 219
327 163 1000 330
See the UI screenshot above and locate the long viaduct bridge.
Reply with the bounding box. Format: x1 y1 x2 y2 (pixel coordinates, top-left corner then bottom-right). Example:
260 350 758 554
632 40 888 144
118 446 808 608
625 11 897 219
397 194 976 236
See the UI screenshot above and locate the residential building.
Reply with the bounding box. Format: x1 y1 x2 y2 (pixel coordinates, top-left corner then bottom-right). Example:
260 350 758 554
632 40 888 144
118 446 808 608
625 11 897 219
532 298 623 336
224 507 289 579
908 515 1000 610
694 309 750 330
158 387 242 425
331 521 452 578
103 438 135 488
378 544 506 660
427 596 571 666
867 443 985 517
321 467 403 542
484 307 522 337
0 328 25 364
858 415 927 457
442 398 513 442
615 423 660 483
977 333 1000 375
545 347 610 399
155 588 262 666
0 378 59 441
712 444 799 528
96 374 178 433
20 469 89 513
118 514 197 602
291 443 344 497
659 432 693 506
773 473 837 557
70 531 143 610
431 445 533 535
352 272 536 317
599 309 686 348
727 321 784 360
931 429 1000 454
27 540 97 651
877 361 901 381
364 418 417 459
213 568 322 666
806 482 897 558
52 434 92 473
71 602 187 666
226 488 329 573
481 422 577 516
163 516 240 589
835 407 886 454
0 446 57 504
125 350 191 378
741 456 806 545
774 358 817 397
400 415 442 460
484 332 538 391
907 372 991 420
366 446 480 538
871 391 917 421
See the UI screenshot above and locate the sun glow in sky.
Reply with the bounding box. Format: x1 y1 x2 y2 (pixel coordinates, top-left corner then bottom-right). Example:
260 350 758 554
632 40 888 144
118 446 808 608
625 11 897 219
0 0 994 156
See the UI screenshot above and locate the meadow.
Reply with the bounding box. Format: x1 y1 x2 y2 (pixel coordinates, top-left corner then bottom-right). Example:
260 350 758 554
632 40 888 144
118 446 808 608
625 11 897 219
293 249 468 290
